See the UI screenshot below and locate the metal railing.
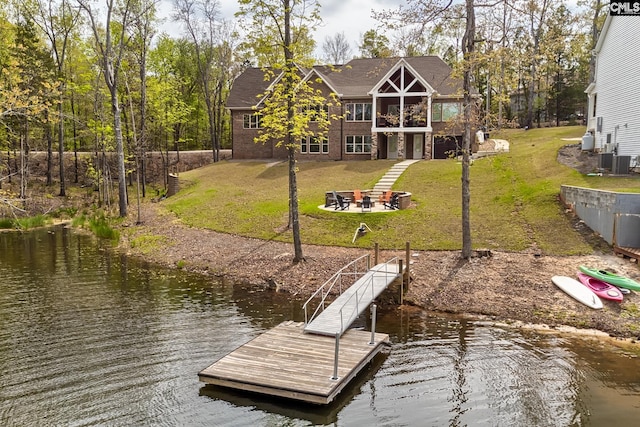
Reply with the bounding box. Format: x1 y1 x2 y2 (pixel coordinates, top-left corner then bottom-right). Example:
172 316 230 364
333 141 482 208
334 257 399 333
303 254 371 326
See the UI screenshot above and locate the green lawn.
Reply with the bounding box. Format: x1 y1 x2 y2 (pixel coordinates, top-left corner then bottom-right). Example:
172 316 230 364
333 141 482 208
162 126 639 255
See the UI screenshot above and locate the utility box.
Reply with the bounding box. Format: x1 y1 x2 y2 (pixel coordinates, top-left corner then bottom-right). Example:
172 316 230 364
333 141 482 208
598 152 613 170
612 155 631 175
581 132 594 150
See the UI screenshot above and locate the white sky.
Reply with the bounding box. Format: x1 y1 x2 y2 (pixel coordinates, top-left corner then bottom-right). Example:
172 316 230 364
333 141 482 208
158 0 405 59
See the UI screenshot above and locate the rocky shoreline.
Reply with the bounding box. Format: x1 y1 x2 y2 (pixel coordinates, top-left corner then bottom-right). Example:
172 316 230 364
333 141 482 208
119 201 640 345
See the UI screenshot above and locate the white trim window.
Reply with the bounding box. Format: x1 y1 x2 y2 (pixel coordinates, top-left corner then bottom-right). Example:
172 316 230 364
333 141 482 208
345 103 372 121
301 136 329 154
346 135 372 153
305 104 329 122
243 113 263 129
431 102 461 122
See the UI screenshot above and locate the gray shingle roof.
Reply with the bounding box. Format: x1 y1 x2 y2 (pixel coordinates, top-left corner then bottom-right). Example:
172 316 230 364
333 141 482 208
227 56 462 108
226 67 277 109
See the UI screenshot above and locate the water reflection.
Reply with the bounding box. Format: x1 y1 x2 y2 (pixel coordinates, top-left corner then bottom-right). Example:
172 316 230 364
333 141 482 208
1 226 640 426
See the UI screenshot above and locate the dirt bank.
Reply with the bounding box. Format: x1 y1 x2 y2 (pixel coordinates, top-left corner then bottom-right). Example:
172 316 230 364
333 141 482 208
120 199 640 343
116 143 640 343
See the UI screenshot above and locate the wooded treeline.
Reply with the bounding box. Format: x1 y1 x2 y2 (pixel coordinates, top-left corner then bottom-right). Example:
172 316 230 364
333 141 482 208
0 0 603 216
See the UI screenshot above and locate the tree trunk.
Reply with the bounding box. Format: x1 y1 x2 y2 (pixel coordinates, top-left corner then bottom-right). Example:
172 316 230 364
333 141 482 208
526 65 535 129
70 88 78 184
288 145 303 262
461 0 475 260
58 88 66 196
284 0 303 263
110 87 128 217
45 109 53 186
203 86 219 163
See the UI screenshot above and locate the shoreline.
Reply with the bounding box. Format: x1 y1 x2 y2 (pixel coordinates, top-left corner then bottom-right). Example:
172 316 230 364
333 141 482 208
118 201 640 345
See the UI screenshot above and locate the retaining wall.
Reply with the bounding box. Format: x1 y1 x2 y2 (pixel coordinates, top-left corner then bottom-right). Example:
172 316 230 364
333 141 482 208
2 150 230 186
560 185 640 247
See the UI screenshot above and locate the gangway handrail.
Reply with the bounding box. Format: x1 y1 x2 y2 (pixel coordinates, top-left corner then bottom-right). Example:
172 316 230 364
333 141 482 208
303 254 371 326
335 257 399 333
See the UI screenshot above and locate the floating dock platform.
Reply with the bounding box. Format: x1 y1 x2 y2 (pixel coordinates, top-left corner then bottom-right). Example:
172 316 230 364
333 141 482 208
198 321 389 404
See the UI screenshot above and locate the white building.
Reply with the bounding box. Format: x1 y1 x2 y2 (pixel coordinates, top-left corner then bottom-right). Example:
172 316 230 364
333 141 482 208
585 13 640 172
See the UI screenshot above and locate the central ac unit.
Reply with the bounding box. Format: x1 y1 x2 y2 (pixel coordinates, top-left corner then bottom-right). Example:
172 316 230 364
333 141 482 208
612 155 631 174
598 152 613 169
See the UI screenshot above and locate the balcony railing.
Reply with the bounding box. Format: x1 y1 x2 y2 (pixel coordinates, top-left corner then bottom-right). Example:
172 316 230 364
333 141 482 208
376 116 427 128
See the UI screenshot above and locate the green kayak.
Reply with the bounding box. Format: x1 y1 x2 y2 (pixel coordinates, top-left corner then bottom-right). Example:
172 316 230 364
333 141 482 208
578 265 640 291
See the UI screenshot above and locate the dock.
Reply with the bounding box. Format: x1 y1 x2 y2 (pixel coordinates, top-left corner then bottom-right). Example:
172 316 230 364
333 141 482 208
304 261 400 336
198 255 402 404
198 321 389 404
614 246 640 263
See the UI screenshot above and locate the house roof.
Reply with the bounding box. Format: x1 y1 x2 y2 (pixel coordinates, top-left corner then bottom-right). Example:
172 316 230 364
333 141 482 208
227 56 462 109
595 14 613 53
226 67 277 109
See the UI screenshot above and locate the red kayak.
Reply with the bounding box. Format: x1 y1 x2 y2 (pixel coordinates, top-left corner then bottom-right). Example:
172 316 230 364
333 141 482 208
577 273 623 302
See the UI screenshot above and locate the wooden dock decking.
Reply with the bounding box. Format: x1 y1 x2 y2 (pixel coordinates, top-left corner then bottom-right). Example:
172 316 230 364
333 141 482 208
303 262 400 336
198 321 389 404
614 246 640 263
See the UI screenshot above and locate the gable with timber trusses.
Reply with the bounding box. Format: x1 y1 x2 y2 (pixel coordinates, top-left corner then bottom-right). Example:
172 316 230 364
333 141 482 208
370 58 436 98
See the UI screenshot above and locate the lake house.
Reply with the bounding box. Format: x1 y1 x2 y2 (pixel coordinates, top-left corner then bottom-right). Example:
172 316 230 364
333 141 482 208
227 56 478 161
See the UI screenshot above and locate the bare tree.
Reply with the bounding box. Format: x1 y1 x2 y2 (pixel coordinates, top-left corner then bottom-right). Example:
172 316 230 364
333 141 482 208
130 0 158 219
78 0 135 217
511 0 551 129
173 0 224 162
30 0 81 197
321 32 352 64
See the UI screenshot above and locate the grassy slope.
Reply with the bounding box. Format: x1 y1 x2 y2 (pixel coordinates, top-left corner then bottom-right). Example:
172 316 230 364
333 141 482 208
163 126 639 255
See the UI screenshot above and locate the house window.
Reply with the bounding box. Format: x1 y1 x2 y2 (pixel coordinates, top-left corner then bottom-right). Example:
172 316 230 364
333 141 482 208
432 103 442 122
305 104 329 122
345 135 372 153
442 103 461 121
243 113 263 129
432 102 461 122
301 136 328 154
346 103 372 121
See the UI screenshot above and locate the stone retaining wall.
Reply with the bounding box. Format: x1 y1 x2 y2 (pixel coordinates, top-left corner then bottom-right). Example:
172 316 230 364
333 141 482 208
2 150 230 186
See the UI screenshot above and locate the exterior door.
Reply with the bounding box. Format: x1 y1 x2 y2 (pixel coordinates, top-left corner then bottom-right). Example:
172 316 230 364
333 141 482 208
387 134 398 159
433 135 462 159
413 134 423 159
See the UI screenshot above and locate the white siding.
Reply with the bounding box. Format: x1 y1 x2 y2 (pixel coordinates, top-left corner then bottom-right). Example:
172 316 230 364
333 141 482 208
592 16 640 165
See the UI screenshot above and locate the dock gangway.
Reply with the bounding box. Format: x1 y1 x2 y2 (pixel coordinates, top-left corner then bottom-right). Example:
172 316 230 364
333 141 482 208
303 255 401 336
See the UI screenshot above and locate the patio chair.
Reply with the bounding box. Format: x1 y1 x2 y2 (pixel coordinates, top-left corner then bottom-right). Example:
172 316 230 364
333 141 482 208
379 190 393 204
327 190 340 208
361 195 372 212
353 189 363 204
384 193 399 210
335 194 350 210
329 190 350 209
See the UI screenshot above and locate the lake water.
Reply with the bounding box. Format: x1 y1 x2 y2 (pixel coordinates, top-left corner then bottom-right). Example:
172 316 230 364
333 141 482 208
1 226 640 426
